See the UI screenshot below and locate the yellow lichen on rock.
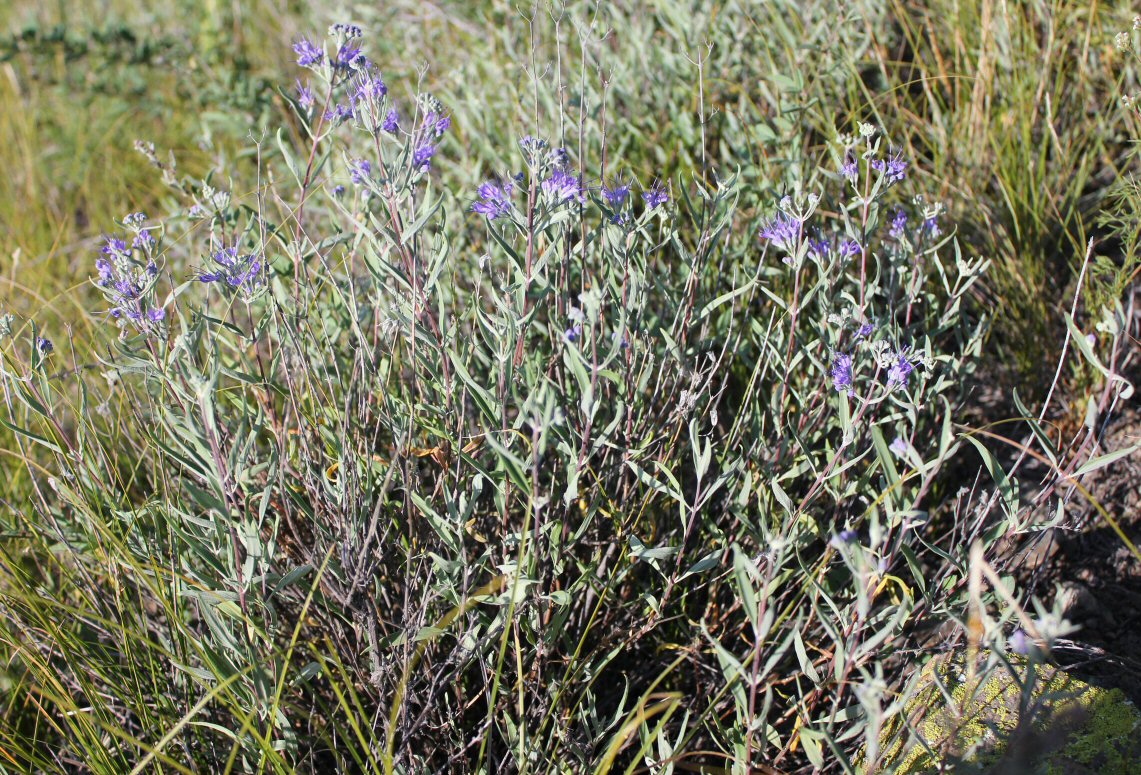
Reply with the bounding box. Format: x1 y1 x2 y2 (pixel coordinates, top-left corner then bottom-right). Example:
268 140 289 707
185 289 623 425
874 654 1141 773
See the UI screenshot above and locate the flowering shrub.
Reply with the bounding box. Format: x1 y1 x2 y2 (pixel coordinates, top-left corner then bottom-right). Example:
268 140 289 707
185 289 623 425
1 13 1134 775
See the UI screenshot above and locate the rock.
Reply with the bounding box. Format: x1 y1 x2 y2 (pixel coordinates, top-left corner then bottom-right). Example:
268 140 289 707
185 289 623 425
874 654 1141 773
1058 582 1100 621
1013 530 1061 572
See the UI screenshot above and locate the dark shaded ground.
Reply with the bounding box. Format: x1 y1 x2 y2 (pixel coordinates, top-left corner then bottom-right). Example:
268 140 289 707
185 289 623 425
1013 363 1141 706
1048 435 1141 707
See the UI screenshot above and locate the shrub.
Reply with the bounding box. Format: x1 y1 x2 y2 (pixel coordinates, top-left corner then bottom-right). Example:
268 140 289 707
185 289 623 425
1 10 1135 774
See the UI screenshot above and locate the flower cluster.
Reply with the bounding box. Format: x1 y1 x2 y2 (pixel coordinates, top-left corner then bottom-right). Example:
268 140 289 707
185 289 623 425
292 38 323 68
349 158 372 185
885 349 915 389
602 181 632 223
888 208 908 240
519 135 551 168
92 215 165 333
295 79 314 112
759 213 803 255
642 183 669 210
542 168 585 204
346 68 389 133
382 109 399 134
871 147 908 184
198 244 264 300
831 352 854 394
329 23 366 72
838 239 861 260
836 126 908 191
472 177 516 220
840 152 858 183
889 435 911 458
828 341 923 397
408 96 451 171
564 306 584 344
468 135 672 227
290 26 458 182
602 182 631 208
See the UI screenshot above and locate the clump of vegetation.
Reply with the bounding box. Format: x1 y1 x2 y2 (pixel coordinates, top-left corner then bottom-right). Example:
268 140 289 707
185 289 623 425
1 3 1137 772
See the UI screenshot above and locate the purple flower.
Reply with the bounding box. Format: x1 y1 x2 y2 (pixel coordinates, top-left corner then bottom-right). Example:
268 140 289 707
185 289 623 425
889 435 910 458
564 324 583 343
213 246 239 267
330 23 362 39
924 214 941 237
332 185 345 197
102 237 129 257
382 108 399 134
95 241 164 329
838 239 861 260
228 258 261 288
831 352 854 393
886 350 914 389
293 38 324 67
325 103 353 124
36 336 53 354
547 146 570 170
602 182 631 207
113 277 141 301
295 79 314 110
1010 629 1029 655
412 143 436 170
349 158 372 185
123 212 146 228
830 529 858 548
642 183 669 209
147 308 166 322
199 245 263 297
808 234 830 259
333 44 365 70
350 72 386 107
115 279 141 299
419 111 451 139
759 213 803 254
542 168 584 203
871 147 908 183
472 178 515 220
889 208 908 240
856 321 874 338
519 135 549 165
840 154 858 183
132 231 155 251
95 258 114 284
